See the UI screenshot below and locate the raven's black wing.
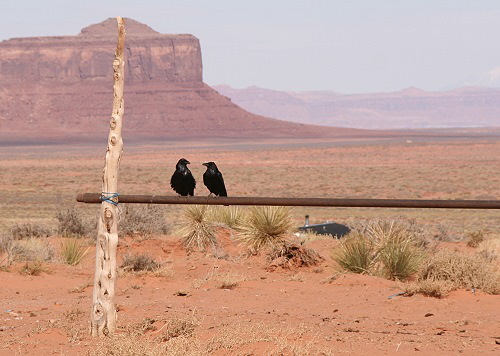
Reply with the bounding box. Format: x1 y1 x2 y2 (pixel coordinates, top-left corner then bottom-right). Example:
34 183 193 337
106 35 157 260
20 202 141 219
216 171 227 196
170 171 196 196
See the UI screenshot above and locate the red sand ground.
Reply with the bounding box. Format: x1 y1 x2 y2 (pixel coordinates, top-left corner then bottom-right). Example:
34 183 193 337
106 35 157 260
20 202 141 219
1 234 499 355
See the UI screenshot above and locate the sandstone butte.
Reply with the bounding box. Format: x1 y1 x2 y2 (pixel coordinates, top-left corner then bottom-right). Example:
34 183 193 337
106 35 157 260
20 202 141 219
0 18 375 142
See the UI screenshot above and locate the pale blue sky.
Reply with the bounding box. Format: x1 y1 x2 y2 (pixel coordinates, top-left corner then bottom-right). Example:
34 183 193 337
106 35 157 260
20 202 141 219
1 0 500 93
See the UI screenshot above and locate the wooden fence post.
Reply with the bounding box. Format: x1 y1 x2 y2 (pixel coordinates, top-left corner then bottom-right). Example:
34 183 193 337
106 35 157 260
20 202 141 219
90 16 126 337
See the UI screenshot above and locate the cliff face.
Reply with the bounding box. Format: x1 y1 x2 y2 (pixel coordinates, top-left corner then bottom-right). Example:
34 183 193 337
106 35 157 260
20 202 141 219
0 18 202 83
1 19 352 141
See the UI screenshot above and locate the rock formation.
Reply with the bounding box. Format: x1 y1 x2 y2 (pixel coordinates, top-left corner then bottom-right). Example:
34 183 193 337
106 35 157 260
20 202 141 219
213 85 500 130
0 18 359 142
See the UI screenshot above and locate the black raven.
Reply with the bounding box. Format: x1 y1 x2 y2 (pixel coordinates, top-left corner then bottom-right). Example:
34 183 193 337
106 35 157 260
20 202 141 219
202 161 227 197
170 158 196 196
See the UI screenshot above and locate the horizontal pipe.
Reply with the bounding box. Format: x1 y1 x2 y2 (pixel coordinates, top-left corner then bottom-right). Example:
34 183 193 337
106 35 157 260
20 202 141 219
76 193 500 209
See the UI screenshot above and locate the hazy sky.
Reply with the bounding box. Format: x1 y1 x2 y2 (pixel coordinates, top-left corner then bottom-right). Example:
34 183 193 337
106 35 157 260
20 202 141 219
1 0 500 93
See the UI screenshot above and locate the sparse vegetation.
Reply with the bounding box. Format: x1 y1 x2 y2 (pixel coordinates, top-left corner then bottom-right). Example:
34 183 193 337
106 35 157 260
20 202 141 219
404 279 455 298
0 234 23 266
120 253 161 272
120 204 171 238
19 260 49 276
466 229 486 248
157 316 199 342
60 238 90 265
209 206 245 230
11 223 52 240
333 231 376 274
333 220 425 280
179 205 217 252
216 272 245 289
416 249 500 295
237 206 293 253
56 208 95 238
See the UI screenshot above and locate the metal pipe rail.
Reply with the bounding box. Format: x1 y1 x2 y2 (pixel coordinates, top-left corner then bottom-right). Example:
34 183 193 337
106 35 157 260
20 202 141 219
76 193 500 209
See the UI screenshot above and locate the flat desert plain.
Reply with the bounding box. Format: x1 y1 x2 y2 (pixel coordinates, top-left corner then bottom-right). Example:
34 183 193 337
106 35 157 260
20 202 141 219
0 137 499 355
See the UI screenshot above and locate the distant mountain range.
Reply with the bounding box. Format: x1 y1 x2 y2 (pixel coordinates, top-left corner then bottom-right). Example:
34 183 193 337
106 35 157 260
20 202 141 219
213 85 500 129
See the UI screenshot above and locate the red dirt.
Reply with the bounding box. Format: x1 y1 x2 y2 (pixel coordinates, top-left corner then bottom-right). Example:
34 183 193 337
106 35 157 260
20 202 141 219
1 235 499 355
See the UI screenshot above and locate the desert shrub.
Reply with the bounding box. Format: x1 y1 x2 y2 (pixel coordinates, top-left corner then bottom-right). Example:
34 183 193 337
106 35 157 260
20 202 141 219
268 242 323 269
404 279 455 298
179 205 217 252
466 230 485 248
237 206 293 253
11 223 52 240
120 204 171 238
19 260 48 276
417 250 500 294
157 316 199 342
1 235 54 266
209 206 245 231
333 219 425 280
15 238 55 262
121 253 161 272
60 238 90 266
57 208 95 237
332 231 377 274
0 235 22 266
215 272 245 290
478 238 500 261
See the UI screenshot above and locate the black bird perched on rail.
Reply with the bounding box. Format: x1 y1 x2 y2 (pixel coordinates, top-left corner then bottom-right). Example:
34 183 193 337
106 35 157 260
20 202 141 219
170 158 196 196
202 161 227 197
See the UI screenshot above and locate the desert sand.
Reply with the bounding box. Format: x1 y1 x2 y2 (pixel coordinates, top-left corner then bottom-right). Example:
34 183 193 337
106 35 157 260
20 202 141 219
1 137 499 355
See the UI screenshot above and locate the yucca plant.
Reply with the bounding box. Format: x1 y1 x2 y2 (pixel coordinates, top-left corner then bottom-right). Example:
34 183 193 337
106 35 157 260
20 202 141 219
210 206 246 231
60 238 90 266
333 220 425 280
237 206 292 253
378 238 423 280
332 231 377 274
179 205 217 251
367 220 424 280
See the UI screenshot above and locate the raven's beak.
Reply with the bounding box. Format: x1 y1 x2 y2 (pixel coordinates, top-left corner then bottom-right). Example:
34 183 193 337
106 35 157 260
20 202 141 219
185 160 191 165
202 162 209 167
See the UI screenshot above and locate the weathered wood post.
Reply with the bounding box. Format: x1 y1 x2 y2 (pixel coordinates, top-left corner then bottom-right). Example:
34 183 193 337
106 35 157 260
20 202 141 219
90 16 126 337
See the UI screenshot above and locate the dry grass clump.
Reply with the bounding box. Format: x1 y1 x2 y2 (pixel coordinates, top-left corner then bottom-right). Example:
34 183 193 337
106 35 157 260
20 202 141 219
19 260 49 276
60 238 90 266
478 238 500 261
332 231 376 274
179 205 217 252
157 316 199 342
267 242 324 269
332 219 425 280
15 238 54 262
120 204 171 238
404 279 455 298
466 229 486 248
56 208 95 238
0 234 24 266
209 206 245 231
416 249 500 294
87 333 164 356
1 235 54 266
11 223 52 240
215 272 246 290
120 253 161 272
237 206 293 253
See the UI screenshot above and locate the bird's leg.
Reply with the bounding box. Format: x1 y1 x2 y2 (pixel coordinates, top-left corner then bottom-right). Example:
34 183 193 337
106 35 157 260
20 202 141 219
208 192 214 197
